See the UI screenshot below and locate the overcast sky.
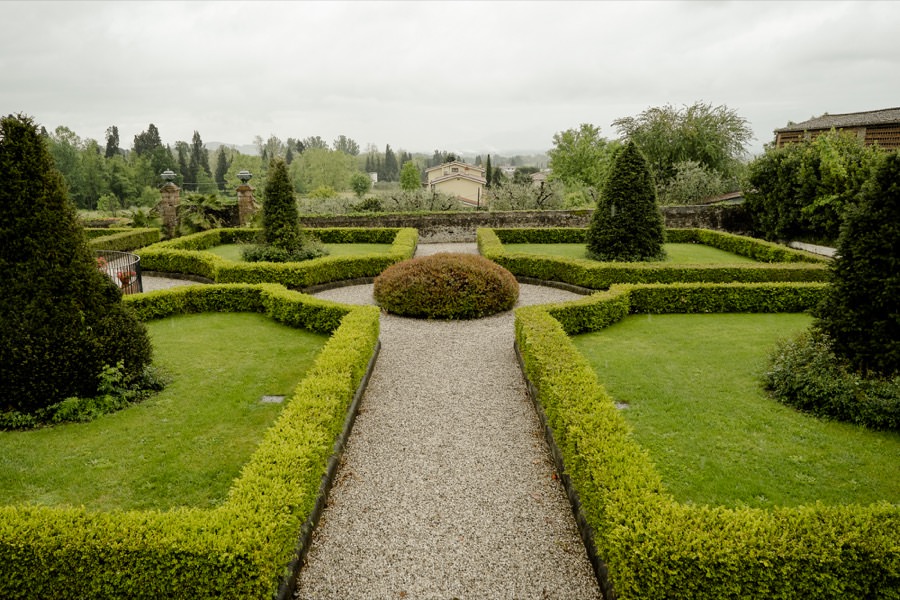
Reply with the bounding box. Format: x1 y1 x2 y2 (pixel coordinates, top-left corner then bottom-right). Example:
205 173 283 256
3 1 899 158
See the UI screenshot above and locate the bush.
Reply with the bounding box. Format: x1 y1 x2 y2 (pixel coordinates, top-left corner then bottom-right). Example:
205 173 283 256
765 330 900 430
587 141 666 261
0 114 152 413
374 253 519 319
242 234 327 263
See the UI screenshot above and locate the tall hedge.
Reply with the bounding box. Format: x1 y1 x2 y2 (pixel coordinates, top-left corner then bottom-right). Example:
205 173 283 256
0 115 152 413
586 141 665 261
815 152 900 377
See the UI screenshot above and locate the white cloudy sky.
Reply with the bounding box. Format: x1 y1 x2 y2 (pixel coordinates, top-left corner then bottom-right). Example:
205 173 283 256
3 1 898 157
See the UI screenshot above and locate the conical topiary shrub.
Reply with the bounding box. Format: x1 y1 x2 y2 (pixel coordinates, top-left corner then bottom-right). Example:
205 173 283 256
586 141 666 262
0 114 153 414
814 152 900 377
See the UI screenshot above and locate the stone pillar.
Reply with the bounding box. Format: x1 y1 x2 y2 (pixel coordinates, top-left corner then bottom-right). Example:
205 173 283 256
158 182 180 238
236 184 258 226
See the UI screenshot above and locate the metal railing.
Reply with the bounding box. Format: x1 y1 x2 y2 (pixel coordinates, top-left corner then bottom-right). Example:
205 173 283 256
94 250 143 295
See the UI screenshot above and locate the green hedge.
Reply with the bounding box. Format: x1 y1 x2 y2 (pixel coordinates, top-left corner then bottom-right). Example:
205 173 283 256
515 288 899 599
138 227 417 288
0 284 380 599
86 227 161 251
478 228 828 290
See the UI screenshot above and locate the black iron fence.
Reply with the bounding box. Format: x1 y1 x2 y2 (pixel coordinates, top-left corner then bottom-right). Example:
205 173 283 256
94 250 142 295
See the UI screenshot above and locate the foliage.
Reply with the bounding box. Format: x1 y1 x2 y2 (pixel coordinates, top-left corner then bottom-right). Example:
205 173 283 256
658 160 734 204
515 300 900 599
547 123 620 190
587 141 666 261
613 101 753 184
487 181 563 211
0 284 380 599
86 227 160 252
374 253 519 319
744 130 881 242
399 160 420 192
814 151 900 377
177 193 231 235
350 196 383 212
350 171 372 197
289 147 356 193
765 329 900 430
0 114 152 414
332 134 360 156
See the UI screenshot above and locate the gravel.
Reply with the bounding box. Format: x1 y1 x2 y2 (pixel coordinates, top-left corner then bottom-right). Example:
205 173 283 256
295 244 601 599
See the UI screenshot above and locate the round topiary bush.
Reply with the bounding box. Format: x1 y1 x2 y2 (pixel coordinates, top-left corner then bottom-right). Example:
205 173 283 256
373 253 519 320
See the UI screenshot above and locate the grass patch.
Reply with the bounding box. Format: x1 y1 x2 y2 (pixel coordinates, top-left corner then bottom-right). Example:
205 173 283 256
0 313 326 512
503 242 757 264
572 313 900 508
204 243 393 262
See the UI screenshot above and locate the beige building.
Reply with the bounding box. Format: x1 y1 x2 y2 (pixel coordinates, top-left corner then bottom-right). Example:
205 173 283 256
425 161 487 207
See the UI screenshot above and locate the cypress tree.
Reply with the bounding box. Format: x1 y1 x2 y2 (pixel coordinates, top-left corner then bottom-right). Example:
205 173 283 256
262 158 302 251
0 114 152 413
586 141 665 261
485 154 492 187
815 152 900 376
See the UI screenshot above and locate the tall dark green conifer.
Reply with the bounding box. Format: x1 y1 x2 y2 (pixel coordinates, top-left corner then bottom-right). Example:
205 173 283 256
586 141 665 261
214 146 228 191
0 114 152 413
815 153 900 376
485 154 493 187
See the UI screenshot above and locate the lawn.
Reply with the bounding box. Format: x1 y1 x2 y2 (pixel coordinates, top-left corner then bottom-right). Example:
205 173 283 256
0 313 327 512
205 242 394 262
572 313 900 508
503 242 758 263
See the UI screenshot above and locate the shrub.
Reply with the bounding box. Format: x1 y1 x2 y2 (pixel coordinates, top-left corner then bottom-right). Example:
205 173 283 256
587 141 666 261
815 152 900 377
374 253 519 319
0 114 152 413
764 329 900 430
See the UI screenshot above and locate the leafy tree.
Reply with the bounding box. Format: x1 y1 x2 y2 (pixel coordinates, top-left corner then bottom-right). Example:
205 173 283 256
745 130 879 243
333 135 360 156
586 141 665 262
399 160 421 191
0 114 152 413
547 123 618 190
350 171 372 197
175 141 190 187
302 135 328 150
132 124 162 157
214 146 229 191
383 144 399 181
814 152 900 377
290 147 355 193
104 125 120 158
658 160 730 205
285 146 294 165
613 102 752 184
512 166 540 185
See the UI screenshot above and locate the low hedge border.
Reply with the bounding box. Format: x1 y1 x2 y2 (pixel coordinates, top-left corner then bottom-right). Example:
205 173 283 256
137 227 418 288
514 284 899 599
478 228 829 290
0 284 381 599
86 227 161 251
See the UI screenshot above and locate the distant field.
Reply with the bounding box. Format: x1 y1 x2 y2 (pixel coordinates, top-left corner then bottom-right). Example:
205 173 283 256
205 243 393 261
503 243 758 263
573 313 900 508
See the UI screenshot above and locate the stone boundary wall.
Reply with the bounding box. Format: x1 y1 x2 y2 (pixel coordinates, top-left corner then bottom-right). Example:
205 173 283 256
298 205 751 242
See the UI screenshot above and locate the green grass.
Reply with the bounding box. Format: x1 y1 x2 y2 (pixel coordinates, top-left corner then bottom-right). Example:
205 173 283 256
503 242 758 264
572 313 900 508
0 313 327 512
205 243 393 262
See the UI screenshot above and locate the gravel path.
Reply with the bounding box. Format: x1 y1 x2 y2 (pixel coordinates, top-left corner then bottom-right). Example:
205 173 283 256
295 244 601 599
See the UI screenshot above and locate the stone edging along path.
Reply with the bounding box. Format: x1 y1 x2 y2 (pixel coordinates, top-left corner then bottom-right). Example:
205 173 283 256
294 243 602 599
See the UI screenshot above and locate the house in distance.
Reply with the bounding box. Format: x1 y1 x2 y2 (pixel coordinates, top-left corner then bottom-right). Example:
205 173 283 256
774 107 900 150
425 161 487 207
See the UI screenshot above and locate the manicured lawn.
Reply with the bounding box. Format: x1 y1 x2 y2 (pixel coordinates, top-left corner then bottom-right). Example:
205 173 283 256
572 313 900 508
0 313 326 512
503 242 757 264
205 243 393 262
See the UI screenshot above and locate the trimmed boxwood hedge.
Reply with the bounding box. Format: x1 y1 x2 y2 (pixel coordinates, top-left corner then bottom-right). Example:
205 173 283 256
0 284 380 599
86 227 161 251
137 227 417 288
515 284 899 599
478 227 829 290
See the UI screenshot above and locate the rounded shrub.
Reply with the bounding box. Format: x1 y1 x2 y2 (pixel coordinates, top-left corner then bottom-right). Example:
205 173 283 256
373 253 519 319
